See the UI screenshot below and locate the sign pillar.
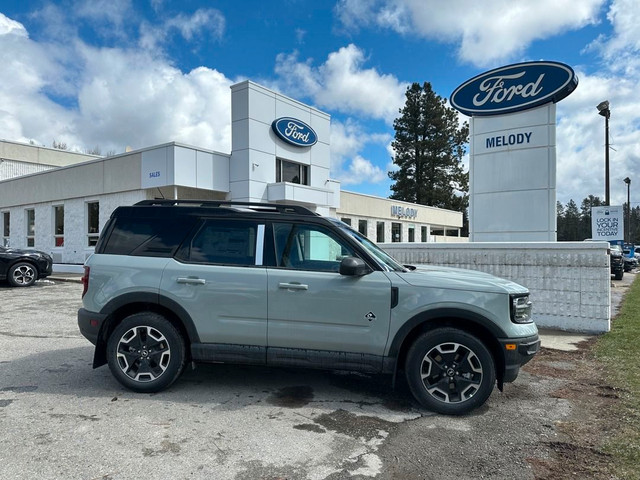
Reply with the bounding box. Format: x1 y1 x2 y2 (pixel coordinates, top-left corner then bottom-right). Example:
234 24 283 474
450 61 578 242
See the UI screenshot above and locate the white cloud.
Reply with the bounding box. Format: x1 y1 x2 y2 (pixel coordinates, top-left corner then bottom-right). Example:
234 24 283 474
0 12 234 154
275 44 407 123
140 8 225 51
335 0 605 67
330 120 391 186
0 12 28 37
343 156 387 185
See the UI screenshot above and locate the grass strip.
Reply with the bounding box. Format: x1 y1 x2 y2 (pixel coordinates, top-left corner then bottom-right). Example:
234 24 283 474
595 278 640 479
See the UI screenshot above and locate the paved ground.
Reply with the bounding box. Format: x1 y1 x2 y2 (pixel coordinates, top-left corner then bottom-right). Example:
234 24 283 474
0 274 634 479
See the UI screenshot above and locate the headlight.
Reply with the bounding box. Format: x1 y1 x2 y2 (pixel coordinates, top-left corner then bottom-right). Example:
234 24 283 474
510 294 533 324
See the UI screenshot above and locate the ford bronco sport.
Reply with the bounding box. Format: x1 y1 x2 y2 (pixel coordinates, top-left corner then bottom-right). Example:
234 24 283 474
78 200 540 415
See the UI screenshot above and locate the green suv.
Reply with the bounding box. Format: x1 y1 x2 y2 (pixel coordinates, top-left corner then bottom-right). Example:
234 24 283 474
78 200 539 415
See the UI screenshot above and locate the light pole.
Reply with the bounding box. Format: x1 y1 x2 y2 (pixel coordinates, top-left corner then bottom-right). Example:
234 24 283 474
624 177 631 244
597 101 611 205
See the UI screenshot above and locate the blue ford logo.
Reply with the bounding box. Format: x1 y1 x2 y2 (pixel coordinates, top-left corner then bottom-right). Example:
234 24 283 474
450 61 578 117
271 117 318 147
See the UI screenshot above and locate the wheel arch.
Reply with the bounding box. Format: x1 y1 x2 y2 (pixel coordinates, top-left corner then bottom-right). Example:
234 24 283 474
388 308 508 388
92 292 200 368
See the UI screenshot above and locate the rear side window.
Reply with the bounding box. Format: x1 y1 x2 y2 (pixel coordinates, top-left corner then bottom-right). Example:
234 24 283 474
176 220 258 266
102 217 196 257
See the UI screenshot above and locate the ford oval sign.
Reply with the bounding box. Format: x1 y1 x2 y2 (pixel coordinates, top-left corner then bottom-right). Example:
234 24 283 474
271 117 318 147
450 61 578 117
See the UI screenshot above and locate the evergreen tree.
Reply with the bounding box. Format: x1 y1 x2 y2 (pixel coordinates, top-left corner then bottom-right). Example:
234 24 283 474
388 82 469 212
580 195 603 240
557 201 566 240
564 200 581 240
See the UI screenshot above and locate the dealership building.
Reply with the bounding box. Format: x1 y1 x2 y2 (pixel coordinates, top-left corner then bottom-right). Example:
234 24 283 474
0 81 463 264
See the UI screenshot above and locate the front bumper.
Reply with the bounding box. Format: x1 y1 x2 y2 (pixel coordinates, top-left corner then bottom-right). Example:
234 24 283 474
77 308 107 346
499 334 541 383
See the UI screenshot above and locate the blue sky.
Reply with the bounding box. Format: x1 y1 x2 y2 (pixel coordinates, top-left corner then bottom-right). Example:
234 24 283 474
1 0 639 206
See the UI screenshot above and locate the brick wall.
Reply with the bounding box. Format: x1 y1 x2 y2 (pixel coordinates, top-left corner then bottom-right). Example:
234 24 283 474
380 242 610 333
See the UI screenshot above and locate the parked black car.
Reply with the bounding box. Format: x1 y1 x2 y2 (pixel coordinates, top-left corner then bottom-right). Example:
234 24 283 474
610 244 624 280
0 246 53 287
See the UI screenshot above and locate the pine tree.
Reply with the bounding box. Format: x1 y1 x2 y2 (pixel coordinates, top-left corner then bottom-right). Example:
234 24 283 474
388 82 469 212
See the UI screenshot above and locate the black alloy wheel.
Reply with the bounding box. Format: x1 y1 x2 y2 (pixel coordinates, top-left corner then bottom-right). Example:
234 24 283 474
405 328 496 415
107 312 186 393
8 262 37 287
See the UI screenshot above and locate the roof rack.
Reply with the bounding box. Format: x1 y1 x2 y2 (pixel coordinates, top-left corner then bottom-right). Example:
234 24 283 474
134 199 318 216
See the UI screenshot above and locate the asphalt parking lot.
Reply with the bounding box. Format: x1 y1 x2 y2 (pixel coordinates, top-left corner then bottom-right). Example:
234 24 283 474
0 276 632 479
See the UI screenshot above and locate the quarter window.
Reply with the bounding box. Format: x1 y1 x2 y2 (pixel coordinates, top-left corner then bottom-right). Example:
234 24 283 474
25 209 35 247
87 202 100 247
276 159 309 185
273 223 357 272
54 205 64 247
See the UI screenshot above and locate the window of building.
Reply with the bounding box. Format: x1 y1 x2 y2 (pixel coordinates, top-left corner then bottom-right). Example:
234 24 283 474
340 217 352 226
376 222 385 243
431 228 445 236
25 209 35 247
276 158 309 185
446 229 460 237
392 222 402 242
2 212 9 246
408 226 415 242
358 219 368 237
87 202 100 247
53 205 64 247
421 226 428 242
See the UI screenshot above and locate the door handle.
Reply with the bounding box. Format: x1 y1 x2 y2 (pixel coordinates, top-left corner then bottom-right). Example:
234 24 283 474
177 277 206 285
278 282 308 291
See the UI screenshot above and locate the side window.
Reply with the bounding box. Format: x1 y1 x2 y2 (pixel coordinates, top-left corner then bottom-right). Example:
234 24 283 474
181 220 257 266
273 223 357 272
102 217 197 257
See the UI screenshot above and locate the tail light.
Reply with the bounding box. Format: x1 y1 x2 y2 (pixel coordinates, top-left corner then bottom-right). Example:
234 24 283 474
81 266 90 298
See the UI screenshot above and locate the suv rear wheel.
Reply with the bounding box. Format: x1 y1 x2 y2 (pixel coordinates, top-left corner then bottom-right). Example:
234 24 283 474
107 312 186 393
405 328 496 415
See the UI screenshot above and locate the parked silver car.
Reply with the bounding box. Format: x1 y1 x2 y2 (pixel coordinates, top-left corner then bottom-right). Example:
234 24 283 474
78 200 539 414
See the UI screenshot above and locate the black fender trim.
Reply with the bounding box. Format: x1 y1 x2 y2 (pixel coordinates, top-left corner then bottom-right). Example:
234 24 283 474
386 308 508 359
91 292 201 368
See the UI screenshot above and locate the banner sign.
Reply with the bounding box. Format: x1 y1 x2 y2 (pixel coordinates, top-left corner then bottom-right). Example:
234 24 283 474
591 206 624 241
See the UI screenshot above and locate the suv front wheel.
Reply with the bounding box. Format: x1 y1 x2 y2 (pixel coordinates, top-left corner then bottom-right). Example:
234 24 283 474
405 328 496 415
107 312 186 393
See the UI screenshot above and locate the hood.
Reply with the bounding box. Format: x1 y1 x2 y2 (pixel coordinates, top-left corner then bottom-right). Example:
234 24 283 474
396 264 528 295
0 247 51 259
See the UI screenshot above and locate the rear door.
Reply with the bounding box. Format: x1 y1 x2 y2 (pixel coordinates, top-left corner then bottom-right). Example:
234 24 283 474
160 219 268 347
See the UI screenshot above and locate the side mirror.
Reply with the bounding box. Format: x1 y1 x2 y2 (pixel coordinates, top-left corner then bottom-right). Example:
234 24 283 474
339 257 371 276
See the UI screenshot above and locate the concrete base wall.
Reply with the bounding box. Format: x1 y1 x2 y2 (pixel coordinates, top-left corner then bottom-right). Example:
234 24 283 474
380 242 611 333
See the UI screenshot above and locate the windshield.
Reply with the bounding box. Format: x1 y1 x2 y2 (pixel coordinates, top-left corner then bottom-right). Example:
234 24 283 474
330 219 407 272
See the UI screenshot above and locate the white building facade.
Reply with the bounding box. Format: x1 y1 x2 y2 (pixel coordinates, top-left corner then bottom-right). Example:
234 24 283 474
0 81 464 264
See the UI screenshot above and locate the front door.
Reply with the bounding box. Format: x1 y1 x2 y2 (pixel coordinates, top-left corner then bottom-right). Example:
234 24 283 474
267 222 392 357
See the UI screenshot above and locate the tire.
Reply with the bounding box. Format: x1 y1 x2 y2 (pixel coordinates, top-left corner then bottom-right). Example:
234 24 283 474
107 312 186 393
614 269 624 281
405 328 496 415
8 262 37 287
